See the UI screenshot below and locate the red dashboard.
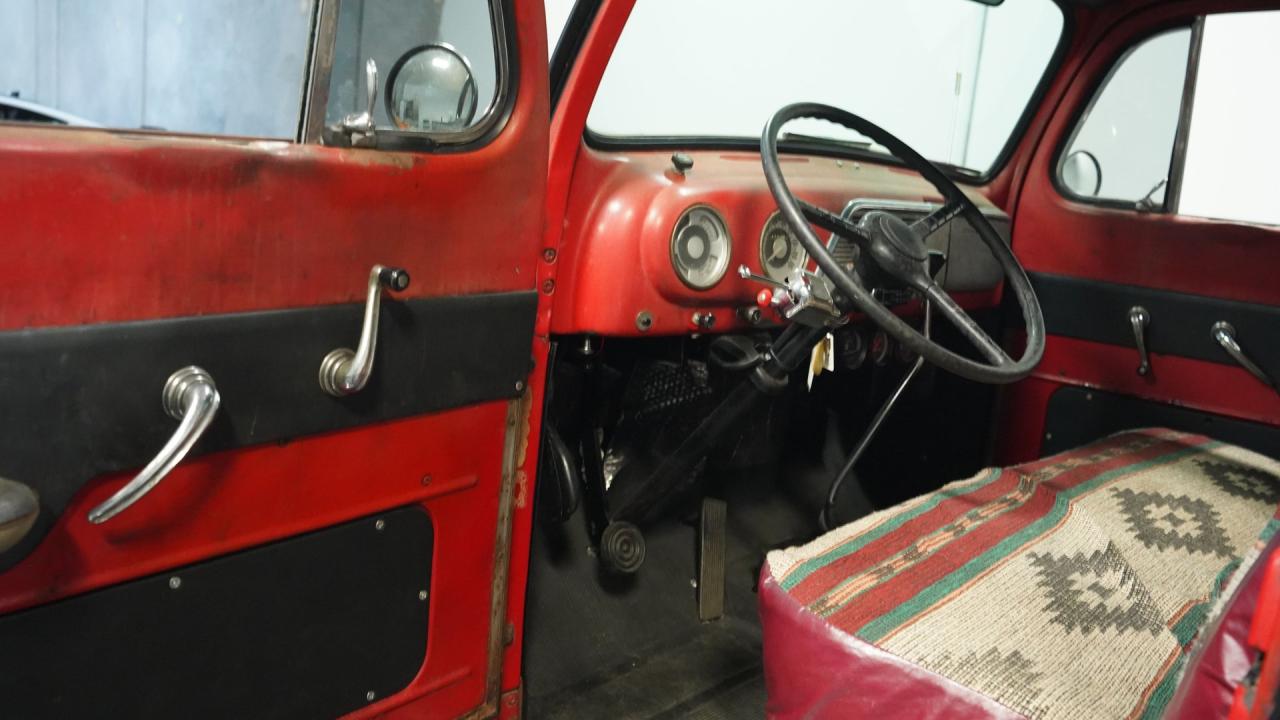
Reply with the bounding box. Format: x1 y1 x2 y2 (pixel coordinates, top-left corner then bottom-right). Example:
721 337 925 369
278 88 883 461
549 146 1008 336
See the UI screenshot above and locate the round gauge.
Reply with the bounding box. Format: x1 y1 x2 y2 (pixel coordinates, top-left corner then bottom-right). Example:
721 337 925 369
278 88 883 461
671 205 731 290
870 330 892 366
837 328 867 370
759 211 809 283
895 341 918 365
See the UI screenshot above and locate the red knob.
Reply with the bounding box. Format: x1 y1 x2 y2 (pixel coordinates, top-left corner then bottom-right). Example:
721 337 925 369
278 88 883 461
756 289 773 308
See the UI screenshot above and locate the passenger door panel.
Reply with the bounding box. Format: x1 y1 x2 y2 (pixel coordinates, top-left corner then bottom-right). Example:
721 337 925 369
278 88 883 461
1001 6 1280 463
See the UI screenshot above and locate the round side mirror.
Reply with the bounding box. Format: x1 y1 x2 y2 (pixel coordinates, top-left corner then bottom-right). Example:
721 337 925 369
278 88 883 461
386 44 479 132
1062 150 1103 197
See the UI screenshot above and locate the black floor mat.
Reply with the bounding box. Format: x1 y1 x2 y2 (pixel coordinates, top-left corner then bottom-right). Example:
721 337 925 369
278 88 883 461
523 467 813 719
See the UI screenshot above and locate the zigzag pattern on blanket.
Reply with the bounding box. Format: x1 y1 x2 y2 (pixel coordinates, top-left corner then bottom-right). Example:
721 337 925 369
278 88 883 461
765 428 1280 720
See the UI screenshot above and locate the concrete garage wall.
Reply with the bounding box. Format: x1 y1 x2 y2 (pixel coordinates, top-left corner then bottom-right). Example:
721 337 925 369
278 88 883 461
0 0 314 138
582 0 1064 173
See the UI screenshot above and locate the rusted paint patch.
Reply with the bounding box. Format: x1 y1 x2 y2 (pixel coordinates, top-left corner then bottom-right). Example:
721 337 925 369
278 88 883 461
512 391 534 509
514 469 529 510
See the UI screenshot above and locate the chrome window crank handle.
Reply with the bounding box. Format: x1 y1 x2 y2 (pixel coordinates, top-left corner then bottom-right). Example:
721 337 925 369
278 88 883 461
1129 306 1151 376
319 265 411 397
1212 321 1277 394
87 366 221 524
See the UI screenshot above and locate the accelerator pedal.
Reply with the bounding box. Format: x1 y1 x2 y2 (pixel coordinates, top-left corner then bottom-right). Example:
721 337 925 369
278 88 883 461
698 497 728 622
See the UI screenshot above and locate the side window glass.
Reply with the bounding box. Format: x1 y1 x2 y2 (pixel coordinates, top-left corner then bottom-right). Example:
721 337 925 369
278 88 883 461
324 0 500 142
1058 28 1191 207
1177 11 1280 226
545 0 576 57
0 2 315 138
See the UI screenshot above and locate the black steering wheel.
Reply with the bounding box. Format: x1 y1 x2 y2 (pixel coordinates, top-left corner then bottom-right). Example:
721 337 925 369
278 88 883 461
762 103 1045 384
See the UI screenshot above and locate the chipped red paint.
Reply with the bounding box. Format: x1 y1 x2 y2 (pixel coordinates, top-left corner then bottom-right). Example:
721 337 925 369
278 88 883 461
0 1 552 718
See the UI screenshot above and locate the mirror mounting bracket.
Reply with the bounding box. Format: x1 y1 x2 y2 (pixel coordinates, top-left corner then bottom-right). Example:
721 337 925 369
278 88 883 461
328 58 379 149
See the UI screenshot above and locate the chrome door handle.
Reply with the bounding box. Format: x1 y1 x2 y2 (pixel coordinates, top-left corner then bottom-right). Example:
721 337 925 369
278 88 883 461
88 367 221 524
1212 322 1277 394
1129 306 1151 376
319 265 410 397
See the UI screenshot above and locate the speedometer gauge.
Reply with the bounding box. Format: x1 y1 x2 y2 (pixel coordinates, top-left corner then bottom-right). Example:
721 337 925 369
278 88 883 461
759 211 809 283
671 205 731 290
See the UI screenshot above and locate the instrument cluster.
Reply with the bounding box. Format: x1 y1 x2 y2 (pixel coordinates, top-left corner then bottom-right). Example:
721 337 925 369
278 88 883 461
669 205 811 292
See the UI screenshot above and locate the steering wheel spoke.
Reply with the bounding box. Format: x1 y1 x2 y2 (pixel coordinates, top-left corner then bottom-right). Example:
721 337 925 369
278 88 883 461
797 199 872 244
910 200 965 238
924 283 1012 367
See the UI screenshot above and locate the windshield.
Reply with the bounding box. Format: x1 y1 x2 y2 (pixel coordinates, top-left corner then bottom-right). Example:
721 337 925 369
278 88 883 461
587 0 1064 175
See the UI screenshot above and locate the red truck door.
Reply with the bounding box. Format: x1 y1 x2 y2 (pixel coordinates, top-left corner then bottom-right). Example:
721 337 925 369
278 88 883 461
1001 6 1280 461
0 1 548 717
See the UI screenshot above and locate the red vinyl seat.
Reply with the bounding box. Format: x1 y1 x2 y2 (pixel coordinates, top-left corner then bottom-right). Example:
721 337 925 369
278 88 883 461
760 429 1280 719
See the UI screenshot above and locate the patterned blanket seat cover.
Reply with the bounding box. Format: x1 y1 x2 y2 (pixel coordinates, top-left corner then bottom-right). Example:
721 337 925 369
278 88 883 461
760 428 1280 719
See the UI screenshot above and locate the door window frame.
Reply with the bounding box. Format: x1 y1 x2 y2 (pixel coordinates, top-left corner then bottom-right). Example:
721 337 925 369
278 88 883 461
302 0 518 153
1052 18 1205 214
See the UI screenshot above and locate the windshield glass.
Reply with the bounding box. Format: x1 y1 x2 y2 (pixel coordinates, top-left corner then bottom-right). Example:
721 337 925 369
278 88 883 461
587 0 1064 174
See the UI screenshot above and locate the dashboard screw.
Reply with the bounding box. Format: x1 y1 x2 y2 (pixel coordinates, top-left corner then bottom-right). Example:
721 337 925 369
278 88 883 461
515 380 525 392
168 576 181 590
541 279 555 294
375 519 385 531
421 474 432 486
542 248 557 263
418 590 429 601
635 311 654 333
366 691 376 702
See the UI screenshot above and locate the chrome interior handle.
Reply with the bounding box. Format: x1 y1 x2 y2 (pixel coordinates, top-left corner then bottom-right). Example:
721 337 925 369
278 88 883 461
1212 321 1277 393
319 265 410 397
87 366 221 524
1129 306 1151 376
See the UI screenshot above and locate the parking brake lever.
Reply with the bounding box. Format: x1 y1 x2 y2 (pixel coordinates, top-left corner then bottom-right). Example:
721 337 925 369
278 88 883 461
319 265 410 397
821 299 933 531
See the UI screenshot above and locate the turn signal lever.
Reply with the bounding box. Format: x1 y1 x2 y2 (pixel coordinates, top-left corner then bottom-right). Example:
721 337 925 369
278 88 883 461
320 265 411 397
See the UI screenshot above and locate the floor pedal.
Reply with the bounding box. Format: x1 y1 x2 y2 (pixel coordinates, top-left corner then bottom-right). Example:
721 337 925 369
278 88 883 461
698 497 728 622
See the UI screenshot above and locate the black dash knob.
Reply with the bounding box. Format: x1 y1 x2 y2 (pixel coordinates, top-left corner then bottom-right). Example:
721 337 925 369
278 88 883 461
379 267 410 292
671 152 694 174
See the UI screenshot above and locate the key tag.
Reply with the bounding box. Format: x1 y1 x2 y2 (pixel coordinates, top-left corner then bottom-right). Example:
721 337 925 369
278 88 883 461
807 332 836 390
